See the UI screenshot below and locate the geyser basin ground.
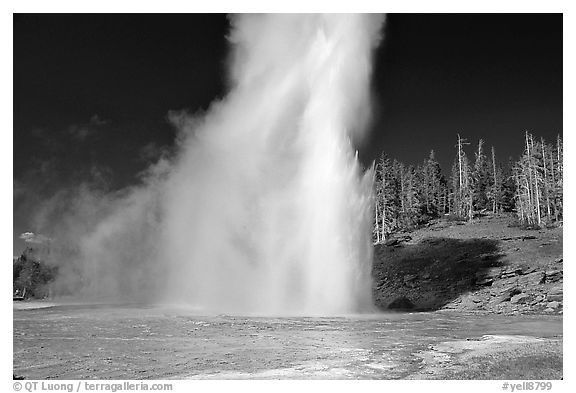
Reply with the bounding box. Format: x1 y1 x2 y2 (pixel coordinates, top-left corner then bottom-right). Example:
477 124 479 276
13 303 562 379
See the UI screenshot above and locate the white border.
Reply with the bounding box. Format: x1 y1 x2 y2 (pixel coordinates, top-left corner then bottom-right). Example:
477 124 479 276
3 3 572 392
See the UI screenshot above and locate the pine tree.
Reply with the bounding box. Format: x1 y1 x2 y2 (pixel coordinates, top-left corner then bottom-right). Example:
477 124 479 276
472 139 491 213
401 165 423 228
487 146 504 213
421 150 447 218
500 158 516 213
371 131 561 237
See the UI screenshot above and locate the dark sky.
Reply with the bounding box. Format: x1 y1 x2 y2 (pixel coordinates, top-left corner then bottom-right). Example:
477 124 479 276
13 14 562 253
369 14 562 169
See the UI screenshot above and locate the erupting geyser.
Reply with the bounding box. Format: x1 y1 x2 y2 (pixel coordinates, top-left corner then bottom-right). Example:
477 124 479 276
42 14 385 316
164 14 385 314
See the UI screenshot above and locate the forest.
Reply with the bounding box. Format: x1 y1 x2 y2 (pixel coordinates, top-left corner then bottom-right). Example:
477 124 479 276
372 131 563 243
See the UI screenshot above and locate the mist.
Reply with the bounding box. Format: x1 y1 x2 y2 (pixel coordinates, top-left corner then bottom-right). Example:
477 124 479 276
30 14 385 315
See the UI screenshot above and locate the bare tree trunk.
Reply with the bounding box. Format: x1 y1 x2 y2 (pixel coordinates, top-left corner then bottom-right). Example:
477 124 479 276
524 132 532 222
381 172 387 241
381 205 386 241
491 146 497 213
374 201 380 244
549 149 558 221
541 138 551 220
469 193 473 221
457 134 463 216
400 170 405 214
530 134 541 226
557 134 562 175
458 135 463 189
524 131 540 225
556 134 563 221
515 169 524 223
456 134 470 218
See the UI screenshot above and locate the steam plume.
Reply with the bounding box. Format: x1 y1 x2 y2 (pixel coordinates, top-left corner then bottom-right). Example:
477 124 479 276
34 14 385 315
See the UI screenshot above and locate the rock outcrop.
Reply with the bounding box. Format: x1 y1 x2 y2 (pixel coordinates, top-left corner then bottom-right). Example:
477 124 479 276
372 216 563 315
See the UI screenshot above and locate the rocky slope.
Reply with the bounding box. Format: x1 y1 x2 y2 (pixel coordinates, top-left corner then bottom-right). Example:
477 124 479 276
372 215 563 315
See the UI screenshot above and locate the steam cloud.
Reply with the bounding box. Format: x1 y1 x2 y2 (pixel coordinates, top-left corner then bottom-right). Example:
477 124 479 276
32 14 385 315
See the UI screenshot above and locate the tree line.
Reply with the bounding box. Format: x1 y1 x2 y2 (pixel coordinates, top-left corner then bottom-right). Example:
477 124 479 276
13 248 57 299
372 132 563 243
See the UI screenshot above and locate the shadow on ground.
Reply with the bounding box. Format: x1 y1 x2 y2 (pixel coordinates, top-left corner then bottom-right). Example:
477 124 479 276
372 237 505 311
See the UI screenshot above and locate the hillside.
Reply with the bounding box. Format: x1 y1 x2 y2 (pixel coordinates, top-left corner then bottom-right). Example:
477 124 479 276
372 215 563 315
